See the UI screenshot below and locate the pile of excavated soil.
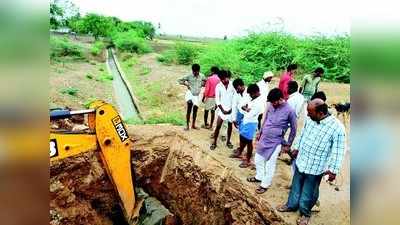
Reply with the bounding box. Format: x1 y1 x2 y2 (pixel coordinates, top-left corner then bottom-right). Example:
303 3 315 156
129 125 350 225
50 151 125 225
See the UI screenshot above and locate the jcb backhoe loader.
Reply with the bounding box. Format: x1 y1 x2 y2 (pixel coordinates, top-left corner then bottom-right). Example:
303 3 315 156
49 100 141 224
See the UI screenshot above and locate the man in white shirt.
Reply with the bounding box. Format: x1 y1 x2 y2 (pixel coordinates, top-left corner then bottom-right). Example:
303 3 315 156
231 78 250 129
287 81 305 118
256 71 274 130
230 83 264 168
210 70 235 150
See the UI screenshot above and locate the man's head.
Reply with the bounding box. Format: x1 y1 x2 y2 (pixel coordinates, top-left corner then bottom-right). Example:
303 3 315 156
287 64 298 74
218 70 230 85
311 91 327 102
227 70 232 78
314 67 324 77
192 64 200 76
247 84 260 99
232 78 245 94
263 71 274 82
267 88 284 108
287 80 298 95
307 99 329 122
210 66 219 75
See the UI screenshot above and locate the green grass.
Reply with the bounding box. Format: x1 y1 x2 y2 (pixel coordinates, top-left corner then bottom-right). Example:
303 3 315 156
145 111 185 125
86 73 93 79
161 32 350 83
91 41 106 56
139 66 151 76
96 72 113 81
112 30 152 54
50 36 85 61
120 55 184 125
157 42 201 65
60 87 79 96
83 98 96 109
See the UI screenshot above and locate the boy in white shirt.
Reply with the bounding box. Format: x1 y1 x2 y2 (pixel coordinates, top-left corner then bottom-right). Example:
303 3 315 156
230 84 264 168
210 70 235 150
287 81 305 118
256 71 273 130
231 78 250 129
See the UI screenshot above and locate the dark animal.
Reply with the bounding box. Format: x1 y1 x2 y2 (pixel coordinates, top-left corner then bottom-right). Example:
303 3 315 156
331 102 350 122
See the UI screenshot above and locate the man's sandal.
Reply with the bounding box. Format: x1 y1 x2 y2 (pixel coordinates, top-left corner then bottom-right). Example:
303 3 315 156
246 177 261 183
255 186 268 194
210 144 217 150
239 161 251 168
277 204 294 212
226 142 234 149
297 216 310 225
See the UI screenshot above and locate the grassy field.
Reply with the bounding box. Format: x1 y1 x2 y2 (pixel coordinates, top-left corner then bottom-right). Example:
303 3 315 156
118 51 188 125
49 35 114 109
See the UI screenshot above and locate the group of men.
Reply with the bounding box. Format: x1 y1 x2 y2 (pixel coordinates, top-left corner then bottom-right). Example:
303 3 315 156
178 63 345 225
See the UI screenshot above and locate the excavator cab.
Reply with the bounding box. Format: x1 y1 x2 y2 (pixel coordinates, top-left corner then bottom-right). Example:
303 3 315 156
49 100 141 224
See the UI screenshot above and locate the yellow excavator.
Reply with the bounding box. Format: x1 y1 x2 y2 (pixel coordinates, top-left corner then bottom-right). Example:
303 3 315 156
50 100 141 224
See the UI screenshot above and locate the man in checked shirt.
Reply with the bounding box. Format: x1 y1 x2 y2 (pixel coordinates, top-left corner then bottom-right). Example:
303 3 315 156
277 98 346 225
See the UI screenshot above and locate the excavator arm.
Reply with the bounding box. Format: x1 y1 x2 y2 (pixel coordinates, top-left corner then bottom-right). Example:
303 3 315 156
49 100 139 224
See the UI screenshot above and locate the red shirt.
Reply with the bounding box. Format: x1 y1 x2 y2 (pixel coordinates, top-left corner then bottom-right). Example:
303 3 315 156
278 71 294 100
203 74 220 98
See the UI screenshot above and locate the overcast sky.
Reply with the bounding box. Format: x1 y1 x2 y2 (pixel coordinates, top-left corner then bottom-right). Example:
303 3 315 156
71 0 350 38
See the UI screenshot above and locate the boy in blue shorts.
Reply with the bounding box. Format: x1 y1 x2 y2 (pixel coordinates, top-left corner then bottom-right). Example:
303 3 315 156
230 84 264 168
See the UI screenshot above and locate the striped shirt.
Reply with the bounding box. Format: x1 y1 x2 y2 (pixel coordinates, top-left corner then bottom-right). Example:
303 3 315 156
294 115 346 175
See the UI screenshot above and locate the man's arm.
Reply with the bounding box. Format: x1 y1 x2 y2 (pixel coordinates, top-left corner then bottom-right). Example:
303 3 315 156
299 75 307 94
315 79 321 93
177 75 190 88
327 126 346 175
284 110 297 147
203 78 210 102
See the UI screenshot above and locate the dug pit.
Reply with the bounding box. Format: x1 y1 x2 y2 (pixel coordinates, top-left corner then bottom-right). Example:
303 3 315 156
130 125 289 225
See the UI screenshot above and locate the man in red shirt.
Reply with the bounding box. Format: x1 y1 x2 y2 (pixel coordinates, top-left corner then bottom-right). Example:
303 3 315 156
202 66 220 129
278 64 298 100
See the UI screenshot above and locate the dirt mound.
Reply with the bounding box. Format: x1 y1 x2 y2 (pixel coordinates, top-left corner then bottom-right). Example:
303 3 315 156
50 151 124 225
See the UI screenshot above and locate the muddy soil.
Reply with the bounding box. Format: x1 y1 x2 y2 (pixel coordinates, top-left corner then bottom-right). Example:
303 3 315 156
129 125 350 225
50 151 124 225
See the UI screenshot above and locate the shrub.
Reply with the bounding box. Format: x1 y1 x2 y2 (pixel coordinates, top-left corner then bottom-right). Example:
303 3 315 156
157 50 176 65
196 32 350 83
60 87 79 96
112 31 152 54
174 42 200 65
50 36 84 60
83 98 96 109
96 72 113 81
90 41 105 56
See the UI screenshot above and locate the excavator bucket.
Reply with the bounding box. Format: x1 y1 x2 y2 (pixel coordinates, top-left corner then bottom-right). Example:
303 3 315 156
50 100 139 224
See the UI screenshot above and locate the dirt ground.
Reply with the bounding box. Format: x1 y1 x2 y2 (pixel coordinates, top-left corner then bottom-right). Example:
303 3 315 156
49 35 113 110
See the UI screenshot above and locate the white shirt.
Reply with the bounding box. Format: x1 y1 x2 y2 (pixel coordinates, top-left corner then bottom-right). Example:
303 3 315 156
242 95 265 124
287 92 305 118
215 82 235 111
257 80 270 102
232 90 250 119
